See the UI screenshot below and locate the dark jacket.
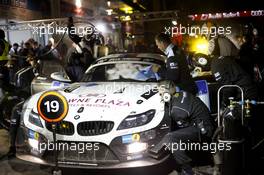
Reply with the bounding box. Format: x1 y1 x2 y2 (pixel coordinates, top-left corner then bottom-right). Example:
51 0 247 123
170 91 214 138
210 35 239 57
211 56 258 102
158 45 198 95
65 54 85 82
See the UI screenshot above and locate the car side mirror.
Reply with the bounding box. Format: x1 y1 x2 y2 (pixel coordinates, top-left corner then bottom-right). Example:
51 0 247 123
158 80 176 103
50 72 71 83
163 92 171 102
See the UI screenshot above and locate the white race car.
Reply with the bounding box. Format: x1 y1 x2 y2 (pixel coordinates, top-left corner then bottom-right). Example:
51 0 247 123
16 53 175 169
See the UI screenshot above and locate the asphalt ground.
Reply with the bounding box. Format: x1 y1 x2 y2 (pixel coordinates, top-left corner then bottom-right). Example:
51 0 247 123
0 129 216 175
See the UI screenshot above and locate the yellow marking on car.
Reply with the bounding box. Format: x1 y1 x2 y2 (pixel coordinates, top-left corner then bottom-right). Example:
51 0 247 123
132 133 140 142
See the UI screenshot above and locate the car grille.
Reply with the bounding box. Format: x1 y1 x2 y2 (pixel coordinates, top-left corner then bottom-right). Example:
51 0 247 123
77 121 114 136
45 142 119 164
45 121 74 136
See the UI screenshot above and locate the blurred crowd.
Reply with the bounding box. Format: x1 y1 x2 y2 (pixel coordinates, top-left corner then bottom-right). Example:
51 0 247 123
0 33 62 88
0 23 263 93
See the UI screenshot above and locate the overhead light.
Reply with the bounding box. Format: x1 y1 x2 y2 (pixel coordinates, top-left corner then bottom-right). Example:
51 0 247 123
106 9 113 15
172 20 177 25
191 38 209 54
75 0 82 8
120 15 131 21
120 6 133 14
107 1 111 7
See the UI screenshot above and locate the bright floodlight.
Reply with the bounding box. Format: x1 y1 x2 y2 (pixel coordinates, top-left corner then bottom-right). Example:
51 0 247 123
172 20 177 25
76 0 82 8
127 142 148 154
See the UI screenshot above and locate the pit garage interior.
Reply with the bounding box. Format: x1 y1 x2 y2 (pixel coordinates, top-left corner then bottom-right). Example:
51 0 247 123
0 0 264 175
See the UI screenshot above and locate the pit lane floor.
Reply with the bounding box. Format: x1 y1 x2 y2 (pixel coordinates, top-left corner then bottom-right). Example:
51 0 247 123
0 129 214 175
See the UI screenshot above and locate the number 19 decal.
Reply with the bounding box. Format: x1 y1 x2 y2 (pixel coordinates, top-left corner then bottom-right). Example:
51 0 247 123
37 91 68 123
44 101 60 113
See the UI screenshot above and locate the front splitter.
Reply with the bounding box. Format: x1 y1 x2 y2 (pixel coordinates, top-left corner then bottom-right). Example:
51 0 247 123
16 154 170 169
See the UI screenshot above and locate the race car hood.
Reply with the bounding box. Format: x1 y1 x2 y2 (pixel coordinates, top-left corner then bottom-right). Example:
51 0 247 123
60 82 163 117
26 82 165 140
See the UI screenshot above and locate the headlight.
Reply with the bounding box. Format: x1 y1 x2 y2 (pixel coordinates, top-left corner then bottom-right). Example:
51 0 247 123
29 110 43 128
28 129 46 156
127 142 148 154
117 110 155 130
28 138 39 150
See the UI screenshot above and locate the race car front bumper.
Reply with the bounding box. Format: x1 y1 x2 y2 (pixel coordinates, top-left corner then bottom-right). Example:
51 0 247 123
16 154 170 169
15 123 171 169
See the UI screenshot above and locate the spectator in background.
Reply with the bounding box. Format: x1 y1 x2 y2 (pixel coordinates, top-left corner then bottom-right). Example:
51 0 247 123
32 41 41 57
235 35 245 48
0 29 11 84
18 42 33 68
9 43 19 57
27 38 36 51
41 38 60 60
19 41 24 52
0 29 10 65
65 54 85 82
208 34 239 57
240 27 264 101
239 27 264 80
105 37 116 54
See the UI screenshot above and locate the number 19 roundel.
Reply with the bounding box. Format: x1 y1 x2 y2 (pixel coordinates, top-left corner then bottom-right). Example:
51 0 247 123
37 91 69 123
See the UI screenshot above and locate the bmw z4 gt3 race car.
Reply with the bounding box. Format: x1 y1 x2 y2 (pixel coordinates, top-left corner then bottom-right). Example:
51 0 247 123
15 53 181 168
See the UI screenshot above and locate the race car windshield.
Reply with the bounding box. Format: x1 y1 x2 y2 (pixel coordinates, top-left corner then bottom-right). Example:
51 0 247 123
82 62 162 82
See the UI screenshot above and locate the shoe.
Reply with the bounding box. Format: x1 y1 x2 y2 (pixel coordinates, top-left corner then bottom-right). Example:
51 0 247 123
7 146 16 158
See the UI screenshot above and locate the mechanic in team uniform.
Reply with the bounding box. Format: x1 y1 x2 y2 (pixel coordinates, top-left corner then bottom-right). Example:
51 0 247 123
154 33 197 95
211 56 258 104
152 87 214 175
